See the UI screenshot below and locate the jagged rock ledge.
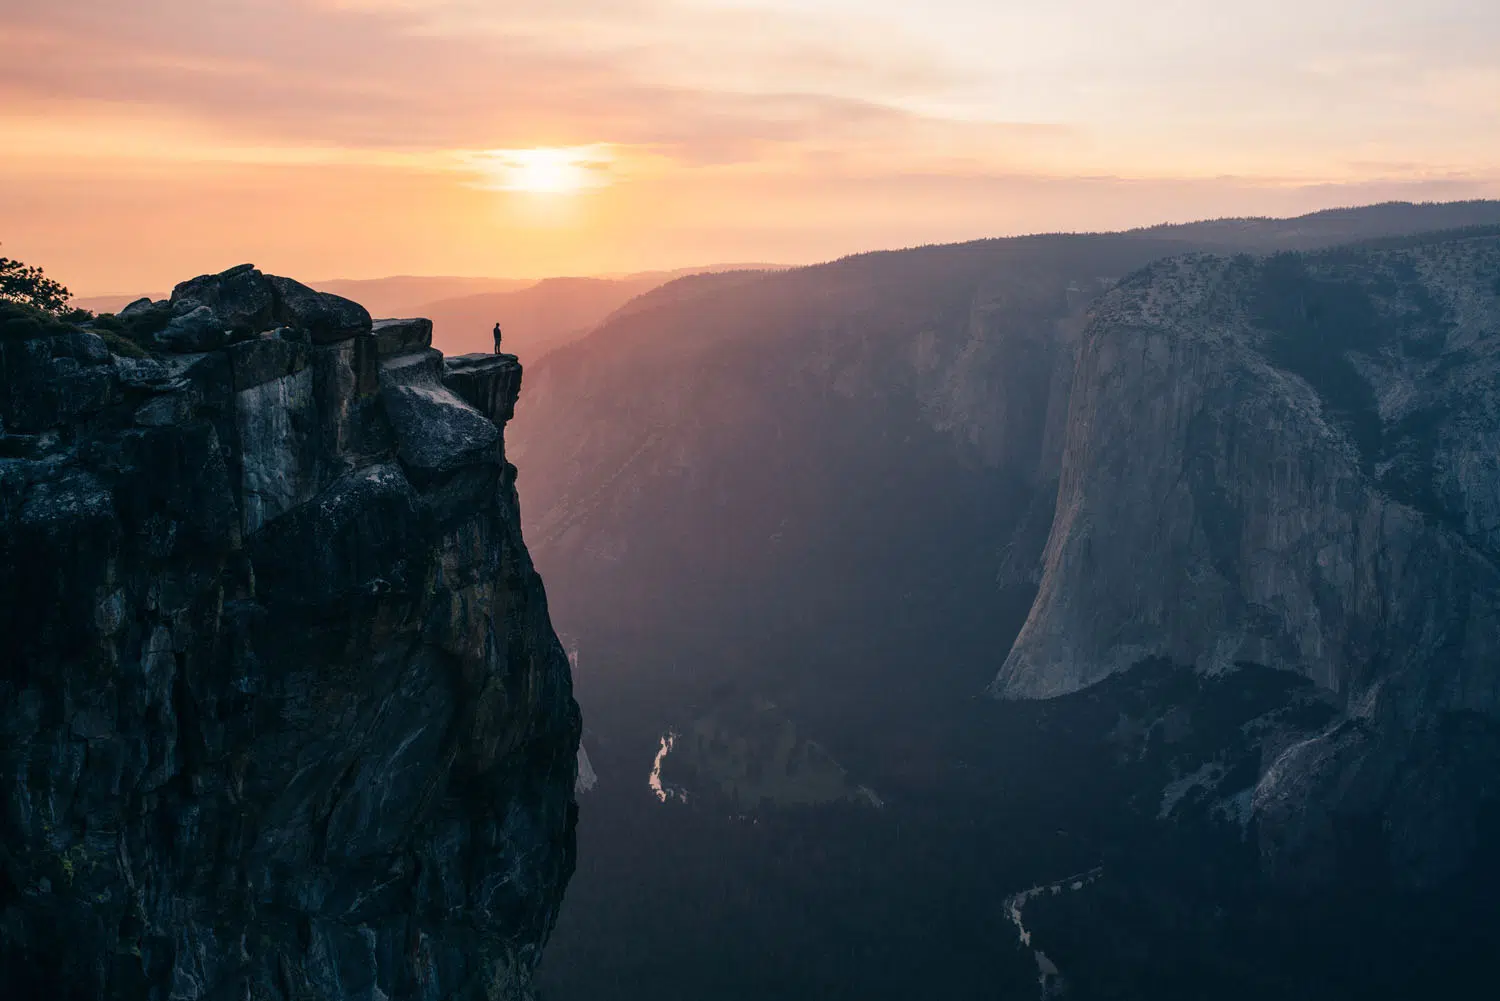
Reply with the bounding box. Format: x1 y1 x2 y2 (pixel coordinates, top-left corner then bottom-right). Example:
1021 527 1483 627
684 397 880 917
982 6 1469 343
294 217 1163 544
0 266 580 1000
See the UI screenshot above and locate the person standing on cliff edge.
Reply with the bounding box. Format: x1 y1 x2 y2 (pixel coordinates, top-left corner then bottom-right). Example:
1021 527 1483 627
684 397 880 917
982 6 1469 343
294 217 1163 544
492 322 503 353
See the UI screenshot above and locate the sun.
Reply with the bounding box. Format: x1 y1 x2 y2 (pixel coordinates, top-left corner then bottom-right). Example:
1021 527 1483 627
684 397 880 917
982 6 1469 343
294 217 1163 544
468 146 613 194
505 149 593 194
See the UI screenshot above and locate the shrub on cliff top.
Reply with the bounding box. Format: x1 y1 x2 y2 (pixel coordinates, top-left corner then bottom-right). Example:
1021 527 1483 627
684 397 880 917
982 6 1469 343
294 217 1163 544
91 305 169 355
97 328 150 359
0 299 152 359
0 299 76 341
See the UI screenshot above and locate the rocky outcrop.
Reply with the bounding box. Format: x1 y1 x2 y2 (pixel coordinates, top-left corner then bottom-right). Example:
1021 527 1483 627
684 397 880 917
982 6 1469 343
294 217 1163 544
150 266 373 354
0 265 580 1000
993 232 1500 884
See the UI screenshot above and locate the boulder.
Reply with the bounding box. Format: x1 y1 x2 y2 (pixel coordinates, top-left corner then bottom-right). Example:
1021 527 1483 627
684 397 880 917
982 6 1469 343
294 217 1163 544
147 266 374 348
52 330 111 366
267 275 372 343
381 382 500 480
380 347 446 388
155 304 228 353
373 317 434 357
114 299 173 342
170 263 277 335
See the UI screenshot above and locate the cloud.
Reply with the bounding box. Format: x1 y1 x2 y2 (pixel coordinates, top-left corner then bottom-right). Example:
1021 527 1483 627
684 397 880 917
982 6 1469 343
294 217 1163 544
0 0 1006 164
9 0 1494 183
3 0 1499 293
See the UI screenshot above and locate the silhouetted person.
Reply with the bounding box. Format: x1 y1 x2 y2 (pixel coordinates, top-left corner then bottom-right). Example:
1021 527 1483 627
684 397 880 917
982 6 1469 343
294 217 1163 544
492 322 503 353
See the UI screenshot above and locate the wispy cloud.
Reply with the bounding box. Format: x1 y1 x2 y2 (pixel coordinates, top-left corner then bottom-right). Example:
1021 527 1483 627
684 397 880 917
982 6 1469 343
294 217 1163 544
2 0 1498 292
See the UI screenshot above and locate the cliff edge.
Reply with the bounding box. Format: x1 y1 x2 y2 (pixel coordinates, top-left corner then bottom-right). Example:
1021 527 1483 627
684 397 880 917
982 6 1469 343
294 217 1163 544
0 266 580 1000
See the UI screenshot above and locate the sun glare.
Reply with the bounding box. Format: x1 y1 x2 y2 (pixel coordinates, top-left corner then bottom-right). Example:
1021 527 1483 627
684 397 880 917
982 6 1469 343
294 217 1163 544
466 146 613 194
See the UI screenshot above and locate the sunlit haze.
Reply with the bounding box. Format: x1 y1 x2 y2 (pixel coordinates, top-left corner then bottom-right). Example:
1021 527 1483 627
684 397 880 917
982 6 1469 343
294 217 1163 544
464 146 617 194
3 0 1498 294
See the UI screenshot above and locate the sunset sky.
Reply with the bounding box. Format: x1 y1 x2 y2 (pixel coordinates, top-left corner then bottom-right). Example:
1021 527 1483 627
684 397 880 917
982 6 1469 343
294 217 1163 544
3 0 1498 295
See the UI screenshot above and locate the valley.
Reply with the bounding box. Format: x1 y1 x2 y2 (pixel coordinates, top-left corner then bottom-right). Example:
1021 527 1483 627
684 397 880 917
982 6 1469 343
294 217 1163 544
517 204 1500 999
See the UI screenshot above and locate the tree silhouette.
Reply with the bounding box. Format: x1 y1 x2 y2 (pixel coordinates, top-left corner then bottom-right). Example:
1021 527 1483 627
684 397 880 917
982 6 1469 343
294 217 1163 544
0 249 70 314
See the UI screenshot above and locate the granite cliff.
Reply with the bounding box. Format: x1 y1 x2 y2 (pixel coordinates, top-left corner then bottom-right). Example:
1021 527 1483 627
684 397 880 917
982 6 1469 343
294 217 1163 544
502 204 1500 998
512 206 1500 724
995 230 1500 886
0 266 580 1000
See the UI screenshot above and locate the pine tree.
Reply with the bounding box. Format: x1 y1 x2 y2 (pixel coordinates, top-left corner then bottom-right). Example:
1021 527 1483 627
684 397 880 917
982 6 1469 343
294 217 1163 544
0 250 71 314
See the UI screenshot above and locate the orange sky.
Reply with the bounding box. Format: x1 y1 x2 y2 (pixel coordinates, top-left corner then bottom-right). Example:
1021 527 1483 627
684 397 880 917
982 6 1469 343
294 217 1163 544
4 0 1499 295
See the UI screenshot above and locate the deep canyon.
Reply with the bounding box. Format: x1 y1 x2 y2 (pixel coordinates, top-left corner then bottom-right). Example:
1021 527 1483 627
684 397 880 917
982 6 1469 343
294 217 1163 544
5 201 1500 1000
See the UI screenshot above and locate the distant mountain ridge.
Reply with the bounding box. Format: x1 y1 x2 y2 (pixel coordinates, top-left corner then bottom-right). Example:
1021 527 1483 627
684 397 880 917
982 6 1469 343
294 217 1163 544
515 201 1500 605
313 275 536 317
419 265 786 358
420 276 668 359
70 263 785 330
1121 198 1500 248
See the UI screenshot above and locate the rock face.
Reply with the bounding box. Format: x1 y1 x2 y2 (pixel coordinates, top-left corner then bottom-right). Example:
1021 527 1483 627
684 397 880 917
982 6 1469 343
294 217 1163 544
993 231 1500 885
0 266 580 1000
509 207 1500 721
